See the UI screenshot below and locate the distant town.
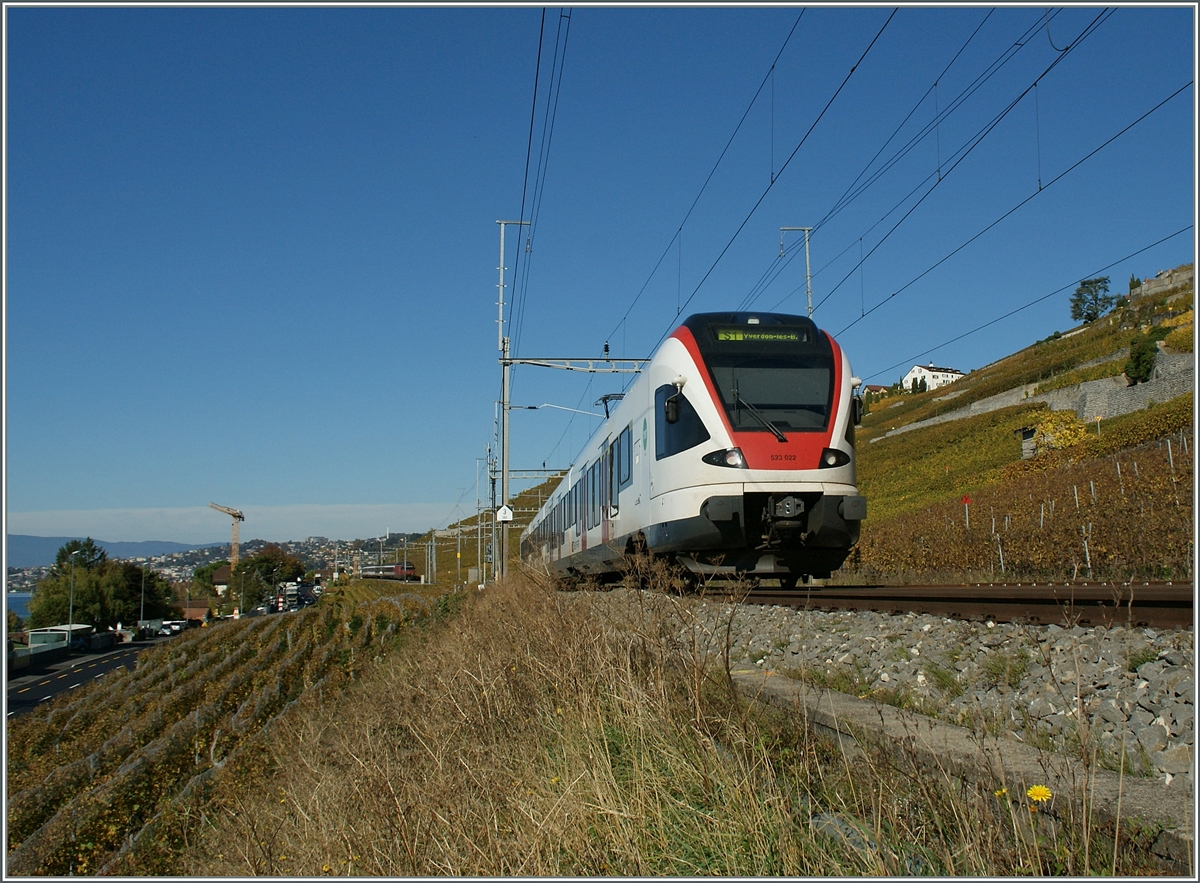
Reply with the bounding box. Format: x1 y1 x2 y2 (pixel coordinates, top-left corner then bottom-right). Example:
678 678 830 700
6 533 425 594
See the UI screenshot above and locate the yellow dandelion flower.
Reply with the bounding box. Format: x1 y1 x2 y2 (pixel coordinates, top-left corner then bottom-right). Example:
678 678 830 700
550 776 560 784
993 787 1007 797
1026 784 1052 803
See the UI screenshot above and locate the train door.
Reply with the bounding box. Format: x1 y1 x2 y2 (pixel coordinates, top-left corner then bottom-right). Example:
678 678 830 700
600 439 612 545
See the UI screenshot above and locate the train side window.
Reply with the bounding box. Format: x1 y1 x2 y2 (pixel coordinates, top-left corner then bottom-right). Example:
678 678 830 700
600 445 611 514
618 424 633 490
607 440 619 514
588 462 599 529
655 384 710 460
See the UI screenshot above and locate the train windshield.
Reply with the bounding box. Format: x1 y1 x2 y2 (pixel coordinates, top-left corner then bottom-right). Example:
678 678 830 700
691 317 835 433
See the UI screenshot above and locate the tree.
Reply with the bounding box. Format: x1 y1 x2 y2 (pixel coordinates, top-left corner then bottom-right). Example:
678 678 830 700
1125 332 1160 384
54 537 107 573
1129 273 1142 292
1033 410 1088 455
918 377 927 393
1069 277 1115 323
232 545 305 608
192 560 231 599
28 541 179 629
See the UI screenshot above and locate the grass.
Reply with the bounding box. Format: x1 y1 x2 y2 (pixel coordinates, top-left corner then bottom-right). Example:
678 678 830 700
144 574 1173 876
4 567 1182 876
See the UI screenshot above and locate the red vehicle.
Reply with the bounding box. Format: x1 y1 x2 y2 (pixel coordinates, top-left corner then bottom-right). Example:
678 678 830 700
360 562 418 581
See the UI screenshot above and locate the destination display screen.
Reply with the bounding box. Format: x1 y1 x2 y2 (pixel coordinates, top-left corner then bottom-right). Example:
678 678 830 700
714 326 809 343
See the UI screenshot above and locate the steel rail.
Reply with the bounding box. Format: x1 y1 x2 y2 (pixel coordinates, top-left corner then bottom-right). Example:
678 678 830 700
718 582 1194 630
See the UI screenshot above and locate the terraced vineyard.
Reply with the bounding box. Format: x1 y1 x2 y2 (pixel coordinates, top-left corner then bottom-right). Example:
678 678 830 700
851 406 1192 582
5 589 452 876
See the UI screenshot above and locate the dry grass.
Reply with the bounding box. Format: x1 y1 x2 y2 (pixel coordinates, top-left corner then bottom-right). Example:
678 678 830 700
177 572 1168 876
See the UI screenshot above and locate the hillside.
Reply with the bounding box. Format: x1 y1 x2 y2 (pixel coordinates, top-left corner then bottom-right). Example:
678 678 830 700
847 268 1194 581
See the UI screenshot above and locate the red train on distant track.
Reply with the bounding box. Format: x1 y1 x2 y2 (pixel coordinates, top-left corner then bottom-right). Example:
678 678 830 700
360 562 418 581
520 311 867 588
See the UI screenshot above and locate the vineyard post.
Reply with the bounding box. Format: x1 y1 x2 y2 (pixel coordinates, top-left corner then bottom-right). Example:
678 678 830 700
1090 480 1096 503
1082 524 1092 579
1040 503 1045 529
995 533 1005 574
1116 460 1124 496
1074 485 1080 510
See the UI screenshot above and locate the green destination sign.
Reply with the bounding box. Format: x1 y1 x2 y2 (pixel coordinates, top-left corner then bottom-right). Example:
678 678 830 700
714 327 802 342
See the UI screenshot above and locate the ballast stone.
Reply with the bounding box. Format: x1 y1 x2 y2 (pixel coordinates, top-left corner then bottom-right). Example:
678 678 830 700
577 588 1195 786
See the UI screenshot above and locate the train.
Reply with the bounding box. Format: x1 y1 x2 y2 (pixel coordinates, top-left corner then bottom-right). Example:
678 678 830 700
519 311 866 588
360 562 418 581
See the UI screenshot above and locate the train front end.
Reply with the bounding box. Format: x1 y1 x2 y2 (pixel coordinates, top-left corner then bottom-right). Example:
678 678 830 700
646 312 866 584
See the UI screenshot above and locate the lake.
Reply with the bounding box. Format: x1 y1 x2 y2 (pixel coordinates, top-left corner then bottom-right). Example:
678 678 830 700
6 592 32 620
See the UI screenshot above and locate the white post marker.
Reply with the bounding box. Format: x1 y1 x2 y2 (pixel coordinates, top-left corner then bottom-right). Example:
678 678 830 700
496 505 514 523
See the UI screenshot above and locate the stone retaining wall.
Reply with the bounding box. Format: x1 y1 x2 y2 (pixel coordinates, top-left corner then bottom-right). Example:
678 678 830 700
875 352 1193 442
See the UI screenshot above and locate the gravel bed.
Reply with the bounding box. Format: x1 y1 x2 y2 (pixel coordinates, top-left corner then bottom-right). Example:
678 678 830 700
576 588 1194 790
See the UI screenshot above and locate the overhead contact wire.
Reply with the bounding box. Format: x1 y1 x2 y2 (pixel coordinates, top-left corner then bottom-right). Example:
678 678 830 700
863 225 1194 383
808 7 1115 319
651 8 898 351
604 10 806 348
834 74 1191 337
744 7 1065 314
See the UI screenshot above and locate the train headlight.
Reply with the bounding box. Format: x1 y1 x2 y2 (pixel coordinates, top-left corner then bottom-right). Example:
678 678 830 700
702 447 748 468
819 447 851 468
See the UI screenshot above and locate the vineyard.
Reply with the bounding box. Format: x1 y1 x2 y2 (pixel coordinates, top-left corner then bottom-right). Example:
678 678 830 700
4 587 455 876
850 418 1193 582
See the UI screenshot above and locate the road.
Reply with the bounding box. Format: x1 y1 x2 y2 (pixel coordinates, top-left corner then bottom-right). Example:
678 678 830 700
6 640 164 719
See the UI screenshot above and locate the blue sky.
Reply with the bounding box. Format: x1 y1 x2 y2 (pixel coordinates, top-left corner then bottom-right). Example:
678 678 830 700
4 4 1196 545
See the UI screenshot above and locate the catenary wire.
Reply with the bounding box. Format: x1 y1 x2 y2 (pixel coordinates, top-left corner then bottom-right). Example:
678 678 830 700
513 9 573 359
861 225 1194 384
796 7 1115 318
833 76 1192 337
741 7 1089 315
735 6 1017 312
511 7 571 362
602 10 807 349
645 8 898 353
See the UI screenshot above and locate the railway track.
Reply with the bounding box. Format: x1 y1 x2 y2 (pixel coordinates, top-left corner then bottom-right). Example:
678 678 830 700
728 582 1194 630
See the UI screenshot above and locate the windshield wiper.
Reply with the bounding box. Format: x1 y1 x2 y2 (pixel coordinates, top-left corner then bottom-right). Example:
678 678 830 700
734 391 787 442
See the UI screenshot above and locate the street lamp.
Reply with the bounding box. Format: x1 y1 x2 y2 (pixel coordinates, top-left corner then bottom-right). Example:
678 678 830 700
68 549 81 636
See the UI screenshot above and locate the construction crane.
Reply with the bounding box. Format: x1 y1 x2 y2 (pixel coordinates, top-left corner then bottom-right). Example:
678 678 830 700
208 502 245 569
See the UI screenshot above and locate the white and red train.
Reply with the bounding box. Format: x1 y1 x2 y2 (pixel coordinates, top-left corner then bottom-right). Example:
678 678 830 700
519 311 867 587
